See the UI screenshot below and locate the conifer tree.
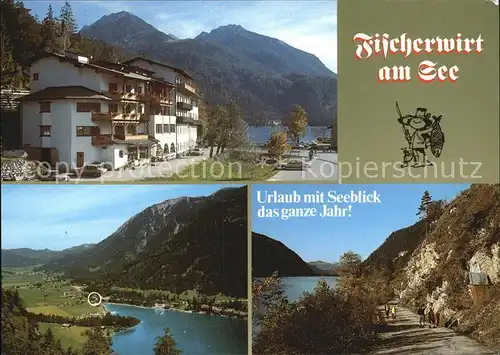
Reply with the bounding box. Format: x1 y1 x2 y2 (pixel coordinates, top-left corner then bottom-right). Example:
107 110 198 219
41 4 61 52
59 1 77 51
417 191 432 219
154 327 182 354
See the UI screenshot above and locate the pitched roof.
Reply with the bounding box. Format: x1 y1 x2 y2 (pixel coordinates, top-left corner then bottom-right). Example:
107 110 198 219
468 272 491 286
18 86 112 101
123 57 194 80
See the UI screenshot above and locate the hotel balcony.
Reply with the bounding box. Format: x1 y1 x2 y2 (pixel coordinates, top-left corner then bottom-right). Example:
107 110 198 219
91 112 112 122
102 91 145 101
177 102 193 111
114 134 149 141
176 81 196 95
91 134 113 146
151 94 173 106
176 116 201 125
91 112 149 122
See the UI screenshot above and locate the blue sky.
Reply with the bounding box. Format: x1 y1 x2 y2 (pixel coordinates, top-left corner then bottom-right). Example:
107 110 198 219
1 184 242 250
25 0 338 71
252 184 470 263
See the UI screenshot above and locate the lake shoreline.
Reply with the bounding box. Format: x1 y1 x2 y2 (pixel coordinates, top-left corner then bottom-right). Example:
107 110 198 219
103 301 248 320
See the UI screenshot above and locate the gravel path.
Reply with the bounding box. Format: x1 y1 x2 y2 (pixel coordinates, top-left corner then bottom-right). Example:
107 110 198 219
370 305 498 355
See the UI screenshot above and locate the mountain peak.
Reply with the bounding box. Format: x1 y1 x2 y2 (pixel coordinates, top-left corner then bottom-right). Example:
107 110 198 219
217 24 245 31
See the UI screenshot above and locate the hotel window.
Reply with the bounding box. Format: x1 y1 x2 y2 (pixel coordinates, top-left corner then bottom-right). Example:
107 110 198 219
119 150 124 158
39 102 51 113
156 124 163 134
125 85 132 93
108 82 118 92
163 124 169 133
77 102 101 113
39 125 51 137
124 104 133 114
76 126 99 136
127 125 136 135
33 73 39 81
109 103 118 113
169 124 175 132
137 86 143 94
76 126 94 136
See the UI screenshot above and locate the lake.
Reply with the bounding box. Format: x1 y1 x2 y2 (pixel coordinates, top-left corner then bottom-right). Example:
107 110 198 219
248 126 331 145
281 276 339 301
105 303 247 355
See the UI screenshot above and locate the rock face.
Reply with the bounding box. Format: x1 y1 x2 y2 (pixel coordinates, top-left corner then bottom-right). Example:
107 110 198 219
363 184 500 350
44 186 248 297
252 232 315 277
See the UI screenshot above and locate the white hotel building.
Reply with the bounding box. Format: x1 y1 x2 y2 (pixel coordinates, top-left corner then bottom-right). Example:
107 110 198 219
19 50 202 170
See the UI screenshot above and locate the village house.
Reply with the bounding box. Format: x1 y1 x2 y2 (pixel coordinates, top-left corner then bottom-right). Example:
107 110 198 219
467 271 492 306
19 50 202 170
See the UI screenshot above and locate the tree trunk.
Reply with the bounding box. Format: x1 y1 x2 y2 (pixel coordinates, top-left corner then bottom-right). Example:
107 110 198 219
209 144 214 158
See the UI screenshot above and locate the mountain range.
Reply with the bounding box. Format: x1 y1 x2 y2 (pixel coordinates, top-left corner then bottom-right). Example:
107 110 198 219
1 244 95 268
252 232 315 277
79 11 337 126
308 260 340 275
39 187 248 298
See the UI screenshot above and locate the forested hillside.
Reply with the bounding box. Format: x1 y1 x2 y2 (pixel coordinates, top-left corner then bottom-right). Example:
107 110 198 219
363 184 500 350
0 0 133 90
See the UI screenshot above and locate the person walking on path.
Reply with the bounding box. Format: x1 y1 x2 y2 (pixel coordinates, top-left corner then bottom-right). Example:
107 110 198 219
391 305 396 321
385 303 390 319
428 304 435 328
418 304 426 327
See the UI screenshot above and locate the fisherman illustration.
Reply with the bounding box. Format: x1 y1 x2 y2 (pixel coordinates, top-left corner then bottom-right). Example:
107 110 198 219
396 101 445 168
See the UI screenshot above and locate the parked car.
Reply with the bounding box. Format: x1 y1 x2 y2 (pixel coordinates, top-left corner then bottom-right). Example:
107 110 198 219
279 159 311 170
265 158 278 165
187 148 204 156
81 163 107 178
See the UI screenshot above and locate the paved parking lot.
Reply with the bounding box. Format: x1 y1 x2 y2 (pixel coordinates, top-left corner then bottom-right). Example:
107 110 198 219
267 150 338 181
70 152 208 182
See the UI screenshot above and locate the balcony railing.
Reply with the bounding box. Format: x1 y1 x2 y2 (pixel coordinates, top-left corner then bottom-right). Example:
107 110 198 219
102 91 145 101
176 116 201 125
176 81 196 95
91 112 112 121
151 94 173 105
114 134 149 141
92 112 149 122
177 102 193 111
91 134 113 146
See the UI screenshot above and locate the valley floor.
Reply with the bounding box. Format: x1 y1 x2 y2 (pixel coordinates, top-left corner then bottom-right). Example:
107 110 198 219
370 305 497 355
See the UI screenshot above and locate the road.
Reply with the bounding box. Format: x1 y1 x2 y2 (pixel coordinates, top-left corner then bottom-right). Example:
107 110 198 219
370 304 497 355
267 150 338 181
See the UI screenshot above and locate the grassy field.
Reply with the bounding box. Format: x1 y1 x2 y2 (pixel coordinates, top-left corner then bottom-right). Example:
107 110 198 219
2 267 103 317
38 323 90 351
150 158 276 181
